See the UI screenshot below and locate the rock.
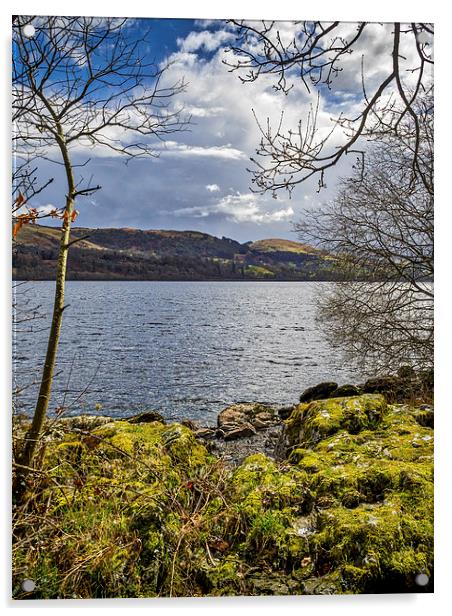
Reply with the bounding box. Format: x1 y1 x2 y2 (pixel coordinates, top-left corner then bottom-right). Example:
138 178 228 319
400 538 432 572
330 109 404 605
194 427 216 440
248 573 298 595
125 410 165 424
299 382 338 403
253 418 272 430
412 406 434 428
286 394 387 449
362 376 399 395
254 411 275 423
332 384 362 398
218 403 278 428
217 405 249 427
222 422 257 441
181 418 198 430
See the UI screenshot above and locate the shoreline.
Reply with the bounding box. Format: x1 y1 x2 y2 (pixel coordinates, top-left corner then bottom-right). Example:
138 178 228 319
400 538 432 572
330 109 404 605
13 375 434 598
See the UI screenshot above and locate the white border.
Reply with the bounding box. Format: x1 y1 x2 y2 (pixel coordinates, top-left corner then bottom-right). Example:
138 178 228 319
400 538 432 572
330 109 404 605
2 2 450 614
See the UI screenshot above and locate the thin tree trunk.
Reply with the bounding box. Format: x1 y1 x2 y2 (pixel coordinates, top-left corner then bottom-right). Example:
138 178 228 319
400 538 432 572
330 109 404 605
18 131 75 471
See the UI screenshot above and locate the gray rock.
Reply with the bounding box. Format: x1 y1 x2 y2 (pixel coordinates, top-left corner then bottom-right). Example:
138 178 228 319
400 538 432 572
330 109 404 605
299 382 338 403
59 415 113 431
252 417 273 430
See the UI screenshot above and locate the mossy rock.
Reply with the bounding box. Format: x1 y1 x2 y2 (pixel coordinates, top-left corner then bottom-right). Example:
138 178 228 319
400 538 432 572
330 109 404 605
286 394 387 449
14 396 433 598
126 410 165 424
287 400 433 593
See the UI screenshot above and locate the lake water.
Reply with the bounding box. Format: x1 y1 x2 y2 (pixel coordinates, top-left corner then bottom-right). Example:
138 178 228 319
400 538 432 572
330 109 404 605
13 281 363 425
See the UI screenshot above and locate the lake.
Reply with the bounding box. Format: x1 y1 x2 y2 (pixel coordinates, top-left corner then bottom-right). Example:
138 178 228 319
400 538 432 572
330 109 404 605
13 281 364 425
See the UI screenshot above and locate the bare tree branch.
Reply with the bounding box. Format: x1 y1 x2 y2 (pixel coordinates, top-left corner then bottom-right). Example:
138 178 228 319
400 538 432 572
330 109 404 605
225 20 433 193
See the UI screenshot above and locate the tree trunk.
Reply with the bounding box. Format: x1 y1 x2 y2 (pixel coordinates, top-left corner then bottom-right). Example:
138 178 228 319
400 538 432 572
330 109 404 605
18 132 75 471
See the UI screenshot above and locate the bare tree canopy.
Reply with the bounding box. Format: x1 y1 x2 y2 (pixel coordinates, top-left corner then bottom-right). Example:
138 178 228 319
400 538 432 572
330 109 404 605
296 95 433 373
13 16 189 162
225 21 433 193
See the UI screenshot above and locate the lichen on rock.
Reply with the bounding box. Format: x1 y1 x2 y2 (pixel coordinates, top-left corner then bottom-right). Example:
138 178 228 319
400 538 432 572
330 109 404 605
13 393 433 598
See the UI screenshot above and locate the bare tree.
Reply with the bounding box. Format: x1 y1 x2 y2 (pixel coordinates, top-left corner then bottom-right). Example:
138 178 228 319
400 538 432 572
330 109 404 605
225 21 433 192
12 15 190 471
295 94 433 374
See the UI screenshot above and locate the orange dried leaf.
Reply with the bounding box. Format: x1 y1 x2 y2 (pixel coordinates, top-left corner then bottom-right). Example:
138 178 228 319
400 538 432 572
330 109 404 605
14 191 26 207
12 220 24 239
71 209 79 222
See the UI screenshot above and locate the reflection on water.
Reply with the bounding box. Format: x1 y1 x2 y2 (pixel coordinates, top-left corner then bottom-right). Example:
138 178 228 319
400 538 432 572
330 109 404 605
13 281 363 424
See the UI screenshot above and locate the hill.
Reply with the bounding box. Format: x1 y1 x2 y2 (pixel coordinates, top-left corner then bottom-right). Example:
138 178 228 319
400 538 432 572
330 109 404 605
248 238 321 255
13 224 341 281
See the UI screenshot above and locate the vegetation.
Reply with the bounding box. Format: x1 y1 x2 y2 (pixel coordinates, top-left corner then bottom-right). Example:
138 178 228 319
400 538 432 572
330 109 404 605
296 92 433 374
13 16 189 471
13 224 341 281
13 393 433 598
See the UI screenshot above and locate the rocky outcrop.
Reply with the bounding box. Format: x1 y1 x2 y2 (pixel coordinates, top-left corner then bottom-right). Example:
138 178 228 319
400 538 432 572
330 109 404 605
299 382 338 403
14 390 433 599
216 403 280 440
298 369 433 405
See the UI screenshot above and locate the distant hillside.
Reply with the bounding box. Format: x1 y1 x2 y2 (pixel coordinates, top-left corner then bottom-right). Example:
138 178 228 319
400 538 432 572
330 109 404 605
248 238 321 255
13 224 342 281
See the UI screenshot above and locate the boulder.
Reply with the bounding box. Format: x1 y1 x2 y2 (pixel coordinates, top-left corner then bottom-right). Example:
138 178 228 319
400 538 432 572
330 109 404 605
362 376 399 395
222 422 257 441
125 410 165 424
251 411 278 430
217 404 250 427
181 418 198 431
253 418 273 430
59 415 113 431
194 427 216 440
332 384 362 398
299 382 338 403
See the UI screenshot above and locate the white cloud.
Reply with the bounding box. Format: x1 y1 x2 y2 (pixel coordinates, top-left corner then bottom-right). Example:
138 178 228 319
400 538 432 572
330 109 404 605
37 203 58 215
31 20 432 242
159 142 247 160
185 105 225 118
175 192 294 224
177 29 235 53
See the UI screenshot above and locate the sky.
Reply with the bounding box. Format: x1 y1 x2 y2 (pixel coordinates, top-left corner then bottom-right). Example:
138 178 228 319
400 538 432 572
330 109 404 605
16 18 432 243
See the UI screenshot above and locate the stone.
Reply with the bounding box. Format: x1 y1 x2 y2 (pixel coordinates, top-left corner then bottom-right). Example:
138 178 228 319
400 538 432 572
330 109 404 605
194 427 216 440
252 418 272 430
125 410 165 424
299 382 338 403
254 411 275 423
332 384 362 398
59 415 113 431
222 422 257 441
217 405 248 427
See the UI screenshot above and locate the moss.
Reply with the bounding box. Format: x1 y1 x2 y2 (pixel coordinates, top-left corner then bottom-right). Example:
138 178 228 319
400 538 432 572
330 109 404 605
285 398 433 593
202 557 244 596
14 395 433 598
286 394 387 448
